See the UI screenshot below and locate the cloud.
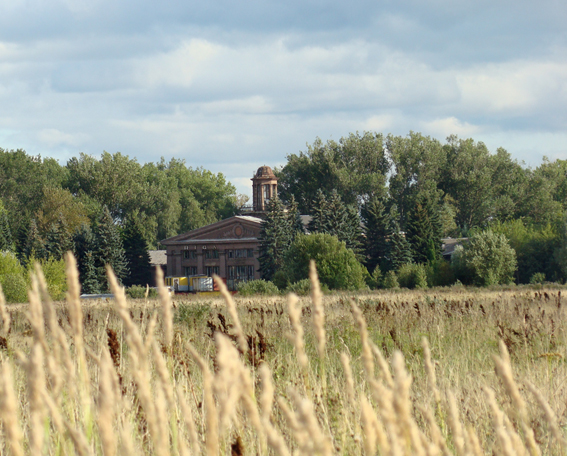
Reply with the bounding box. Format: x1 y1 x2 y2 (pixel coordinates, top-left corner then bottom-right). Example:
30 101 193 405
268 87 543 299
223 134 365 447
0 0 565 198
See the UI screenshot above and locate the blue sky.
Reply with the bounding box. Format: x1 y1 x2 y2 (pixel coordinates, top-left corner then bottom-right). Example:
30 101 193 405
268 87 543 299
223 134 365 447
0 0 565 197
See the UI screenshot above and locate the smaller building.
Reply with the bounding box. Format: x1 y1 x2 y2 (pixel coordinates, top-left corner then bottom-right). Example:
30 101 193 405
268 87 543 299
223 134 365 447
160 215 263 291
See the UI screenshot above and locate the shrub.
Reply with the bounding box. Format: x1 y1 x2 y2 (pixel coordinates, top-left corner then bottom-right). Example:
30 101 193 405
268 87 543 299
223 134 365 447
426 260 455 287
33 257 67 301
282 233 367 290
175 302 212 326
529 272 546 285
367 266 383 289
0 251 28 303
397 263 428 289
462 230 517 286
383 270 399 289
285 278 330 296
126 285 158 299
237 279 280 296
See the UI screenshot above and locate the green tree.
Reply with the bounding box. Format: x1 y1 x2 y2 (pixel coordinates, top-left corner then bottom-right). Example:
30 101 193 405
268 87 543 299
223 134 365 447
94 206 128 288
462 230 517 286
0 251 28 303
281 233 367 290
387 132 445 228
22 219 46 262
405 193 442 264
258 198 293 281
387 210 413 271
122 215 152 287
362 196 392 273
308 189 363 258
45 216 74 261
81 250 101 294
277 132 389 213
0 202 14 252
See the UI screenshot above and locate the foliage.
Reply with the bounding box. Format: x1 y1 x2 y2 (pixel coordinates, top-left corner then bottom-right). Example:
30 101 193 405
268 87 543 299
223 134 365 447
461 230 517 286
237 279 280 296
258 198 294 281
307 189 363 258
426 259 456 287
126 285 158 299
94 206 129 289
366 266 383 289
387 210 413 271
529 272 546 285
0 251 28 303
28 257 68 300
282 233 367 290
0 201 14 252
382 270 399 289
397 263 428 289
80 250 100 294
362 196 391 273
277 131 389 213
405 193 442 264
122 215 152 287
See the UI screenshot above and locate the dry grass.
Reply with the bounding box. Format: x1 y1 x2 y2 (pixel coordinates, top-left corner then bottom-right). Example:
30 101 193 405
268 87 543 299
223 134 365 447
0 256 566 455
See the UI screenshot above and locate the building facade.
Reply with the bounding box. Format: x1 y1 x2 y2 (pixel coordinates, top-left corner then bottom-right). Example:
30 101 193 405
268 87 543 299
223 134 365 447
160 166 278 291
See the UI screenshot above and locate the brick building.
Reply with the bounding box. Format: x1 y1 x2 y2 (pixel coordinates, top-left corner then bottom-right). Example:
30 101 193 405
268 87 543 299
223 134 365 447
160 166 277 290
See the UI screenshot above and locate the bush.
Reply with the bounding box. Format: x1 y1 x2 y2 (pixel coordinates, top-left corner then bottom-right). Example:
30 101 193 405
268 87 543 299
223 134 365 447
426 260 455 287
367 266 383 290
282 233 367 290
0 251 28 303
237 280 280 296
126 285 158 299
529 272 546 285
33 257 67 301
462 230 517 286
397 263 428 289
285 279 311 296
383 270 399 289
285 278 330 296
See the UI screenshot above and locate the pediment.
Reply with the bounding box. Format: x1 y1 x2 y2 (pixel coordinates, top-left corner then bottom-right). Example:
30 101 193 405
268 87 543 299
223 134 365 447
161 216 263 244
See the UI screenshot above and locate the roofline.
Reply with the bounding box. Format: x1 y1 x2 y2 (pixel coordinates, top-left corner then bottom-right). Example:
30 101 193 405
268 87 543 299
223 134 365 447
160 215 263 245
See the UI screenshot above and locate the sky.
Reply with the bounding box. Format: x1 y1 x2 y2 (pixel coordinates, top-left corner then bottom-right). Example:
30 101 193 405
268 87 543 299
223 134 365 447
0 0 566 198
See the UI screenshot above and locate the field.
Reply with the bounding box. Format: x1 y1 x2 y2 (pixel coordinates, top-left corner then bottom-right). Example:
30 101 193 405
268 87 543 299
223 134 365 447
1 258 566 455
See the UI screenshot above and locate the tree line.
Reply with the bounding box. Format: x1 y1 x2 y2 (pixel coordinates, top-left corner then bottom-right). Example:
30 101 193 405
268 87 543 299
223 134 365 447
0 149 241 295
260 131 567 289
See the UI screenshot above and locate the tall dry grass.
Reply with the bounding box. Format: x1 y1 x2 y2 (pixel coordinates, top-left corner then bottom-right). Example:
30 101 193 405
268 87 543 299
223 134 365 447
0 253 565 454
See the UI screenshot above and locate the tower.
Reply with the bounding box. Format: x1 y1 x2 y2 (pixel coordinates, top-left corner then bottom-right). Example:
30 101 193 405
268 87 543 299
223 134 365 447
251 166 278 213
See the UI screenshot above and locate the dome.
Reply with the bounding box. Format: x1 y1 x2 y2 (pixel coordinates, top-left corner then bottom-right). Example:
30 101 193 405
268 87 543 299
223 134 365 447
255 166 276 179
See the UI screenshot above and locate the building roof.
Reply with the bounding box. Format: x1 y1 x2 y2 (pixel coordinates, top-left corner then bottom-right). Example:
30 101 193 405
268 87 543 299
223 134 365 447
160 215 263 246
149 249 167 265
441 238 468 257
254 166 276 179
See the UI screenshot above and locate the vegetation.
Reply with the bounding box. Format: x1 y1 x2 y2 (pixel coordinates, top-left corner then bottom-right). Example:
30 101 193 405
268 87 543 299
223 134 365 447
281 233 367 290
0 259 566 455
237 279 280 296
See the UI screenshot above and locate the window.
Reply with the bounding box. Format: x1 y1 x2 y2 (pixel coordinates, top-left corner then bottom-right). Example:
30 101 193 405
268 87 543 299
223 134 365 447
229 249 254 259
184 266 198 276
206 266 219 276
205 249 219 259
263 184 270 201
183 250 197 259
247 249 254 258
228 250 233 258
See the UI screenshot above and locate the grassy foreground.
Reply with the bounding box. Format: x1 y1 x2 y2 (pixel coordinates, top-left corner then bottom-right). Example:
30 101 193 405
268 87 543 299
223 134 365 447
0 256 566 455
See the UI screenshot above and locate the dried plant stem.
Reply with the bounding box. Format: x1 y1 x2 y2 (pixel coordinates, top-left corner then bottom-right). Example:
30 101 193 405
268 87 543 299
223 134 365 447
155 266 173 349
0 361 24 456
351 300 375 382
287 293 311 398
213 274 248 355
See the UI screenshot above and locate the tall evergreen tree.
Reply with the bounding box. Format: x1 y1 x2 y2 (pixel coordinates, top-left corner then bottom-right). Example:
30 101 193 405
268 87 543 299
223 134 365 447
388 215 413 270
0 203 14 252
287 194 305 238
258 197 293 281
95 206 129 288
362 196 392 273
308 189 363 258
405 193 442 263
23 218 46 261
73 222 98 287
122 216 152 287
45 216 74 260
81 250 101 294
